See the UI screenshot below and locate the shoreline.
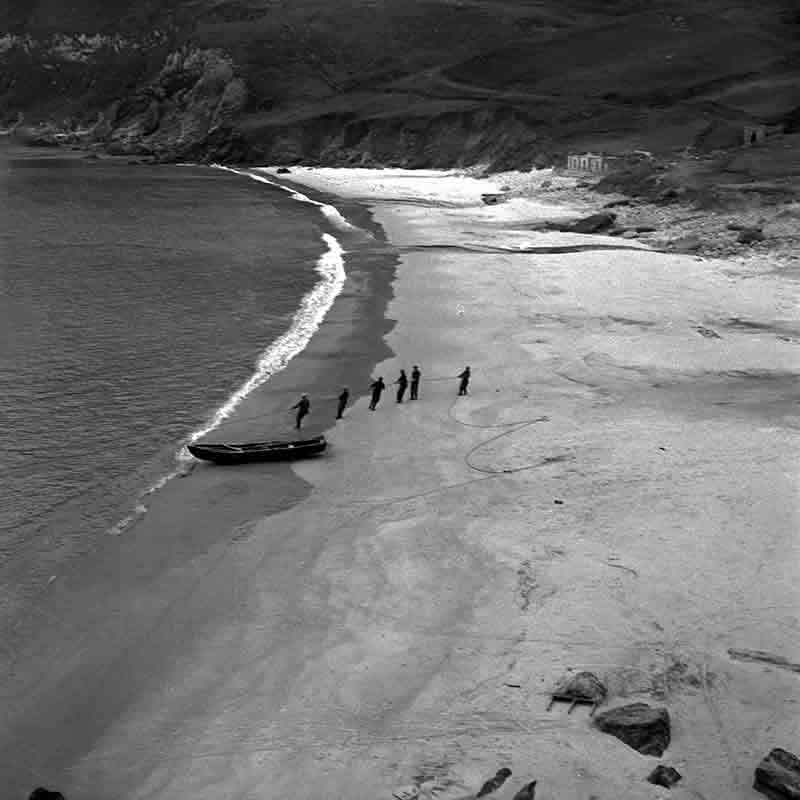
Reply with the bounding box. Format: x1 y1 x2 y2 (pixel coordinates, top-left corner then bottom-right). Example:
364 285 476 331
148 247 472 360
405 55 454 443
4 166 798 800
1 164 400 797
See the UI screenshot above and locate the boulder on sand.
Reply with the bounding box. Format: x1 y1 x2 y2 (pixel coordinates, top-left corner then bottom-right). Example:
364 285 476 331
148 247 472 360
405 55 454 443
647 765 682 788
754 748 800 800
593 703 671 756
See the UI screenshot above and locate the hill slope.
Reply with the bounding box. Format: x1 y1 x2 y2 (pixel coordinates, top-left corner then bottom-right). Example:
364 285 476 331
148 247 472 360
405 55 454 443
2 0 799 168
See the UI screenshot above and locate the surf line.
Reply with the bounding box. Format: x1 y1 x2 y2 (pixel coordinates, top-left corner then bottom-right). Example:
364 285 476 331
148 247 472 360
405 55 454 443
107 168 350 536
216 164 359 233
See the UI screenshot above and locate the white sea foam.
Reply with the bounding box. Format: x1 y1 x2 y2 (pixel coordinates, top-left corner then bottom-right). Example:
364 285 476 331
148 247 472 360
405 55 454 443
216 165 359 233
108 167 350 535
180 230 345 457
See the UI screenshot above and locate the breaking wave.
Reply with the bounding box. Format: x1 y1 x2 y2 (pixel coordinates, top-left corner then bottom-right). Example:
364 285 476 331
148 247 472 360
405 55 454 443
108 167 350 535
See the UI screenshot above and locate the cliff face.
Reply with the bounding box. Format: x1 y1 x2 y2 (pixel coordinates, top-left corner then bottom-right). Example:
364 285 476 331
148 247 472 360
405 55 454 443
2 0 799 167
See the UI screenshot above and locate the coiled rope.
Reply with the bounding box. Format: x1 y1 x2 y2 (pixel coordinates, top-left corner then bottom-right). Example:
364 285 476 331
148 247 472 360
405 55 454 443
447 397 552 475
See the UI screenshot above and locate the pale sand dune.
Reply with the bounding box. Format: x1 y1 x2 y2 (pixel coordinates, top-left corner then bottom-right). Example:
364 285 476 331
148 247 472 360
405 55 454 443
68 169 798 800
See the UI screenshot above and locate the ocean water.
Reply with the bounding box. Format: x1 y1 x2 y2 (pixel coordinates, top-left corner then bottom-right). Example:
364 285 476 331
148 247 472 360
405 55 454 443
0 145 344 581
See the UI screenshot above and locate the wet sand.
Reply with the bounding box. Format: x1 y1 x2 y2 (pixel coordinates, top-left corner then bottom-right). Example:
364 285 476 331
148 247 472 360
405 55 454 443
5 169 799 800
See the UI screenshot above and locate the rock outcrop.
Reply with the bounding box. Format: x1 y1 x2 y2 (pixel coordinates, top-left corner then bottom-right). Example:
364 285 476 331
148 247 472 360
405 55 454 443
593 703 671 757
754 748 800 800
99 46 248 159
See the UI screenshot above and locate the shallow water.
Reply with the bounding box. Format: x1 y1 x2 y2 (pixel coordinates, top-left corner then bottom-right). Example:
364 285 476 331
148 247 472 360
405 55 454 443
0 146 330 584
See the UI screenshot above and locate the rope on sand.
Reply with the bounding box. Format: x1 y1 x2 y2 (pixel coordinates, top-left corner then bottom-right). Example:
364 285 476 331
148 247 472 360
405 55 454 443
446 397 552 475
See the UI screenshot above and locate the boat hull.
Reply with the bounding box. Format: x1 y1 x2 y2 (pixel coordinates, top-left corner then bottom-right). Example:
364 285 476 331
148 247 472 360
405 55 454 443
187 436 327 464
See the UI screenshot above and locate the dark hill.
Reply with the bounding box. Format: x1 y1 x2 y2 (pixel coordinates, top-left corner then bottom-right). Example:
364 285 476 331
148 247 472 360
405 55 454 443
2 0 799 168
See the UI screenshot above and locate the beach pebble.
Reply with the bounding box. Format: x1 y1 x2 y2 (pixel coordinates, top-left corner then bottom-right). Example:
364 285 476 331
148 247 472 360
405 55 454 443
647 765 682 788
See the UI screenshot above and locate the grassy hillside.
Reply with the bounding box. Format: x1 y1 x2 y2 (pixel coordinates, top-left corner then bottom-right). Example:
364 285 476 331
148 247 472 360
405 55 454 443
3 0 799 168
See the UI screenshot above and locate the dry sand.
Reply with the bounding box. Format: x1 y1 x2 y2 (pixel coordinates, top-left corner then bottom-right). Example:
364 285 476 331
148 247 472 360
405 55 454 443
19 168 800 799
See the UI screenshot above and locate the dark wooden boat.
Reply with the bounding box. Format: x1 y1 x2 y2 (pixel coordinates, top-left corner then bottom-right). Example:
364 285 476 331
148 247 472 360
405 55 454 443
187 435 327 464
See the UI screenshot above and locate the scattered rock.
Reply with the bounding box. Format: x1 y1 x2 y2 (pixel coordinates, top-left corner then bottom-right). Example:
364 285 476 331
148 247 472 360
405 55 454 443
648 765 682 788
593 703 671 756
754 748 800 800
738 227 766 245
695 325 721 339
29 790 66 800
511 781 537 800
555 671 607 703
656 188 681 204
670 234 702 253
276 166 291 174
546 211 617 234
476 768 513 797
604 198 632 208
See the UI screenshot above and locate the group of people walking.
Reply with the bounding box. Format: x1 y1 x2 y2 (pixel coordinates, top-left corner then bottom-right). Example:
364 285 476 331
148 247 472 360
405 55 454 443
290 365 471 429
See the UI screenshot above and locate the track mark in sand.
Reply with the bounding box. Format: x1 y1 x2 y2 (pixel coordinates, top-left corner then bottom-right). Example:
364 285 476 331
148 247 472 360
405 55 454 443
727 648 800 674
723 317 800 341
700 656 743 791
516 560 556 613
402 243 654 255
604 560 638 577
517 560 537 612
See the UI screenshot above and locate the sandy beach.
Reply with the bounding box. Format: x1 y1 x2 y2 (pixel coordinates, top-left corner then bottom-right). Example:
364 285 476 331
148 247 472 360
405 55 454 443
6 168 799 800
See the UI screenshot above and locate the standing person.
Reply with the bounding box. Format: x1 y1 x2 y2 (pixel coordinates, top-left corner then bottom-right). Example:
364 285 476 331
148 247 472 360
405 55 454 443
457 366 471 396
395 369 409 403
290 393 310 430
336 388 349 420
369 377 385 410
410 365 421 400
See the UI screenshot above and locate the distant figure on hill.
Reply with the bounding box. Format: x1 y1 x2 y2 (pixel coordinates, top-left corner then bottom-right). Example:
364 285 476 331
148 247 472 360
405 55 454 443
369 377 385 410
395 369 409 403
410 365 421 400
458 366 471 396
290 393 310 430
336 388 349 419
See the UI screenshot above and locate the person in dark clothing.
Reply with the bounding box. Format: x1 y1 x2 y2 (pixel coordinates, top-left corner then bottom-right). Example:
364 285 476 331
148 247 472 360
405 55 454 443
369 377 385 410
291 393 310 429
336 388 349 419
410 365 421 400
395 369 409 403
458 366 471 396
